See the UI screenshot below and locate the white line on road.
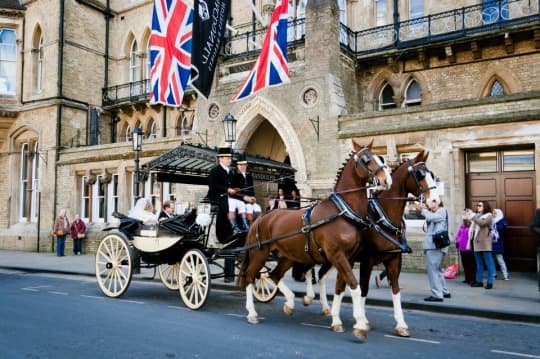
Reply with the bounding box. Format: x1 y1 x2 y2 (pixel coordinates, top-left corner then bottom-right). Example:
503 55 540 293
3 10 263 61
300 322 331 329
80 295 105 300
226 313 266 320
48 291 68 295
168 306 191 311
384 334 440 344
117 299 144 304
491 350 540 358
21 285 51 291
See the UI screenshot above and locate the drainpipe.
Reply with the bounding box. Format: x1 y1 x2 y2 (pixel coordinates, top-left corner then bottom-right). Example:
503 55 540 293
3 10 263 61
104 0 110 89
162 107 167 137
20 16 25 104
53 0 65 251
393 0 399 46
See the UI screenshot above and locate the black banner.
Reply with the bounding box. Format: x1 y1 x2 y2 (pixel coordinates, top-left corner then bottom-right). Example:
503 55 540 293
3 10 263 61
191 0 231 99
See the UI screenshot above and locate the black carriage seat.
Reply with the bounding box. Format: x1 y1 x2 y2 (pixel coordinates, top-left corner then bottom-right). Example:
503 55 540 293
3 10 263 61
112 211 143 238
158 208 201 237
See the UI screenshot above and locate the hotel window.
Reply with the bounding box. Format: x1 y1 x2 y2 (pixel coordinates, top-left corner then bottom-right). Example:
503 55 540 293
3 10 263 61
19 142 40 222
489 80 505 97
0 28 17 95
81 176 90 220
379 83 397 110
403 79 421 107
129 40 141 83
106 174 119 222
375 0 388 26
409 0 424 19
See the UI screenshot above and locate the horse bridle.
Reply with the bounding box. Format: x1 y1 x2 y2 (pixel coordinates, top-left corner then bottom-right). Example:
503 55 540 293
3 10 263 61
407 160 436 202
354 147 388 184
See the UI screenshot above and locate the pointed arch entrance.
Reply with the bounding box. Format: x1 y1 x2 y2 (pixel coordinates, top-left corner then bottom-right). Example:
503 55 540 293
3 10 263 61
234 98 307 195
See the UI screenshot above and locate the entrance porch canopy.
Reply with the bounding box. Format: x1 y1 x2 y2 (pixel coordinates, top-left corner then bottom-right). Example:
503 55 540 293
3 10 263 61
142 143 295 185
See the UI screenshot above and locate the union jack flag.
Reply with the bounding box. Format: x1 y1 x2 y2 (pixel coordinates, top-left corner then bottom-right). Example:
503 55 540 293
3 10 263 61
231 0 289 102
149 0 193 106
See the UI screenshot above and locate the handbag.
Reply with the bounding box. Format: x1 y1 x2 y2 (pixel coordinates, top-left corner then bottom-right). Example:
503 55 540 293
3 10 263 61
432 210 450 249
55 229 65 236
78 232 86 239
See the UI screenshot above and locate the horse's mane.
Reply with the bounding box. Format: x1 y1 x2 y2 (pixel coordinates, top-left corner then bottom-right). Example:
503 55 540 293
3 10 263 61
334 150 356 186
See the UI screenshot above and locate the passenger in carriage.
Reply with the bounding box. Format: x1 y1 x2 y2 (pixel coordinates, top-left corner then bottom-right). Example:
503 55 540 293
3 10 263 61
159 200 175 221
128 197 159 225
232 154 261 225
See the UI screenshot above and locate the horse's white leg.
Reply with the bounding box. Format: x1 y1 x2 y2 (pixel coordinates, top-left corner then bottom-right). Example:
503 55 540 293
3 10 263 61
318 275 331 316
330 291 344 332
278 280 295 316
303 270 315 306
350 286 368 341
245 284 259 324
359 295 371 331
392 292 410 337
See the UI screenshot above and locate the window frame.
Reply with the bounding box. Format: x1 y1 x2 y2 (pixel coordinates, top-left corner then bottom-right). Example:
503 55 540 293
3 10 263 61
0 28 17 96
379 83 397 110
403 79 422 107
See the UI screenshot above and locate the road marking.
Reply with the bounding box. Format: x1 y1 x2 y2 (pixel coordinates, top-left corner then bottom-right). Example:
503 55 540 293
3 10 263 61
168 306 191 311
21 285 51 292
491 350 540 358
300 322 331 329
117 299 144 304
80 295 105 300
384 334 440 344
226 313 266 320
48 291 68 295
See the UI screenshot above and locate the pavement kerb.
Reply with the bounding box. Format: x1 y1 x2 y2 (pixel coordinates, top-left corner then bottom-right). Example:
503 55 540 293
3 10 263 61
3 264 539 325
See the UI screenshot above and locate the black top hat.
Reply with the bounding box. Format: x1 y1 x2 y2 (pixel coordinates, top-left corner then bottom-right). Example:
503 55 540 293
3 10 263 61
217 147 233 157
236 153 247 164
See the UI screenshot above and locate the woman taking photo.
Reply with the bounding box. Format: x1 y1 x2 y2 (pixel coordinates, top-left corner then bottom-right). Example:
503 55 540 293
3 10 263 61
465 201 495 289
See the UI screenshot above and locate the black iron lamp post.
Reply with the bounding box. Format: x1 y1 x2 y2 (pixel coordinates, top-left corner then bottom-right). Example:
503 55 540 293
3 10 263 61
132 127 143 202
222 113 237 148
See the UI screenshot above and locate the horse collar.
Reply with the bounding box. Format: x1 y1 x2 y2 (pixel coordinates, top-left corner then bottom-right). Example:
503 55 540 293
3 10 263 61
329 193 370 228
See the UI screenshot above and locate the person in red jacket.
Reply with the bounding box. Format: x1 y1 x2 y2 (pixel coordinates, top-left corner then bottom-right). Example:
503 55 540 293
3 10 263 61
70 214 86 255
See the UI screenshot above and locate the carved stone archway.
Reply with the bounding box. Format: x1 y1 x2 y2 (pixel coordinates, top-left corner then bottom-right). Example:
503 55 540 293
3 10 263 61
233 97 308 192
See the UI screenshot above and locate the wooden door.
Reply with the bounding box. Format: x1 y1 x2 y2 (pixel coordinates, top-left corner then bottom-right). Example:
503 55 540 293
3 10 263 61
466 172 536 272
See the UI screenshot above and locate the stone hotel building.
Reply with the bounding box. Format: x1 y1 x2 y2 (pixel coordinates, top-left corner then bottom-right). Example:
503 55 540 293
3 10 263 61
0 0 538 271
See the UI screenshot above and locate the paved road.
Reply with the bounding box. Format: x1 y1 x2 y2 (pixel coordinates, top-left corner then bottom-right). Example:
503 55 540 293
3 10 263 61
1 269 539 359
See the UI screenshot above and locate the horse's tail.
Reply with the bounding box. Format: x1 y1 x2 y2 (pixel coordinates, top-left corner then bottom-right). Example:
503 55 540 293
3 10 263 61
237 216 261 289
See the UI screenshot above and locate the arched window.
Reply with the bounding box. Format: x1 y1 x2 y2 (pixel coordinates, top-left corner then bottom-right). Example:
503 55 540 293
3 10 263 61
0 28 17 95
146 118 157 139
129 40 141 82
126 125 133 142
19 142 40 222
32 27 43 93
379 83 396 110
403 79 422 107
489 80 505 96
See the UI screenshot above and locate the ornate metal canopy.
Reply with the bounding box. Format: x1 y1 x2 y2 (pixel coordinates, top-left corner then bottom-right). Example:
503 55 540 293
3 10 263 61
142 143 295 185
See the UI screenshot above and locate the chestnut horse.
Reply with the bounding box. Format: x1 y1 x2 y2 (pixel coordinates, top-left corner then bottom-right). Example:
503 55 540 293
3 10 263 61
237 141 391 339
302 150 437 339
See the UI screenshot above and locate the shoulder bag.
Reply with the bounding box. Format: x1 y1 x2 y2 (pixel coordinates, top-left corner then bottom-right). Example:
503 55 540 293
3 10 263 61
432 209 450 249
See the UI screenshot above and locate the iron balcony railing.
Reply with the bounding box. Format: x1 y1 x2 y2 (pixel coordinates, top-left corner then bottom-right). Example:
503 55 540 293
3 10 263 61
223 18 306 59
102 78 151 107
341 0 539 56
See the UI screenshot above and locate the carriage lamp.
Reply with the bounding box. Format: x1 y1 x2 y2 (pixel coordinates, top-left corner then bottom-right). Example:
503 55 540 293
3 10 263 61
222 113 237 147
132 127 143 202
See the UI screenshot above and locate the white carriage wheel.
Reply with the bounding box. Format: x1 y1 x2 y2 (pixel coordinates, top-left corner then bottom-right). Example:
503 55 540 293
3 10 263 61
159 262 180 290
178 249 210 310
95 232 133 298
252 262 278 303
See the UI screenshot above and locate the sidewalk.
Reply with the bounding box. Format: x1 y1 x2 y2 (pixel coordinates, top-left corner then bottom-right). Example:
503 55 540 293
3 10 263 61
1 249 538 324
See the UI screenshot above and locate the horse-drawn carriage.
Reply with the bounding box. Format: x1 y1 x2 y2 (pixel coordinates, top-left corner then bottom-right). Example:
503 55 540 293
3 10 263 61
95 143 295 309
95 141 438 341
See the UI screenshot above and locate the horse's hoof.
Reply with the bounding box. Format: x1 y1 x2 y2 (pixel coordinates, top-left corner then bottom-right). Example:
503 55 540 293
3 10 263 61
247 316 259 324
302 296 312 306
366 322 372 331
353 328 368 341
322 308 331 317
283 304 294 316
331 324 344 333
395 327 410 337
